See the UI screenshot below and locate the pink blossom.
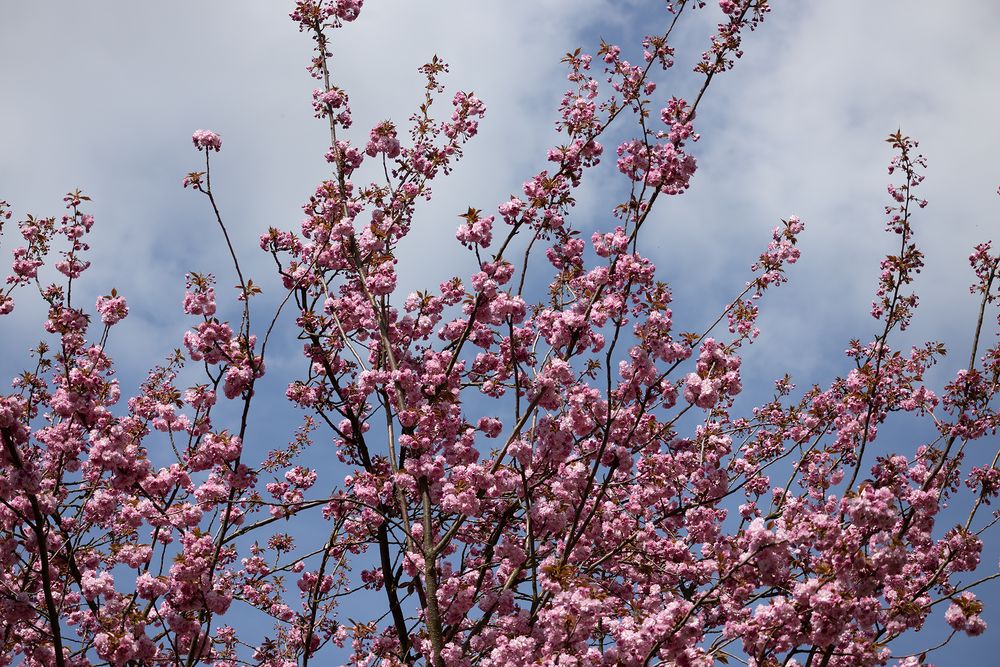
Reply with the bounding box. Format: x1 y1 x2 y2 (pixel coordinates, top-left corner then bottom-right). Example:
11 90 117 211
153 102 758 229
96 293 129 325
192 129 222 151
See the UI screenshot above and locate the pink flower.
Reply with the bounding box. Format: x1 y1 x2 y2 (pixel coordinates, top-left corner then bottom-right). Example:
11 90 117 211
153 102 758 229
945 592 987 636
365 120 401 158
192 129 222 152
96 293 128 325
135 573 169 600
81 569 116 601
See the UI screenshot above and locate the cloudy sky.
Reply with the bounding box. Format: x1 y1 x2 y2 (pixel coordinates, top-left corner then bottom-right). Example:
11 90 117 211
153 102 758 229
2 1 999 662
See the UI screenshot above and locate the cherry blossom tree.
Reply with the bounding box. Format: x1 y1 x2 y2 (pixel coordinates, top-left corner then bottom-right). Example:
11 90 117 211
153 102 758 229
1 1 998 666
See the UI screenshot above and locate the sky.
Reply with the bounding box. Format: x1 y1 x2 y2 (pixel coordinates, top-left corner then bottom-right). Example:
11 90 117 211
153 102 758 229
2 0 999 662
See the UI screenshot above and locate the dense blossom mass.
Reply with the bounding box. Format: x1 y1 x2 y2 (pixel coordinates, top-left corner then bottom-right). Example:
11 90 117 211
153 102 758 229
1 1 999 666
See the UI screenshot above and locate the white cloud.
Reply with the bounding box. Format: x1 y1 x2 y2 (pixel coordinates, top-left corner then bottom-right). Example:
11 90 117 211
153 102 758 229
0 0 619 377
646 1 1000 384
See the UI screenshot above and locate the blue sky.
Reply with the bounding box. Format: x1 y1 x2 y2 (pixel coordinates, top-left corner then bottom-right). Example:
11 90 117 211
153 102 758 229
2 1 999 663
